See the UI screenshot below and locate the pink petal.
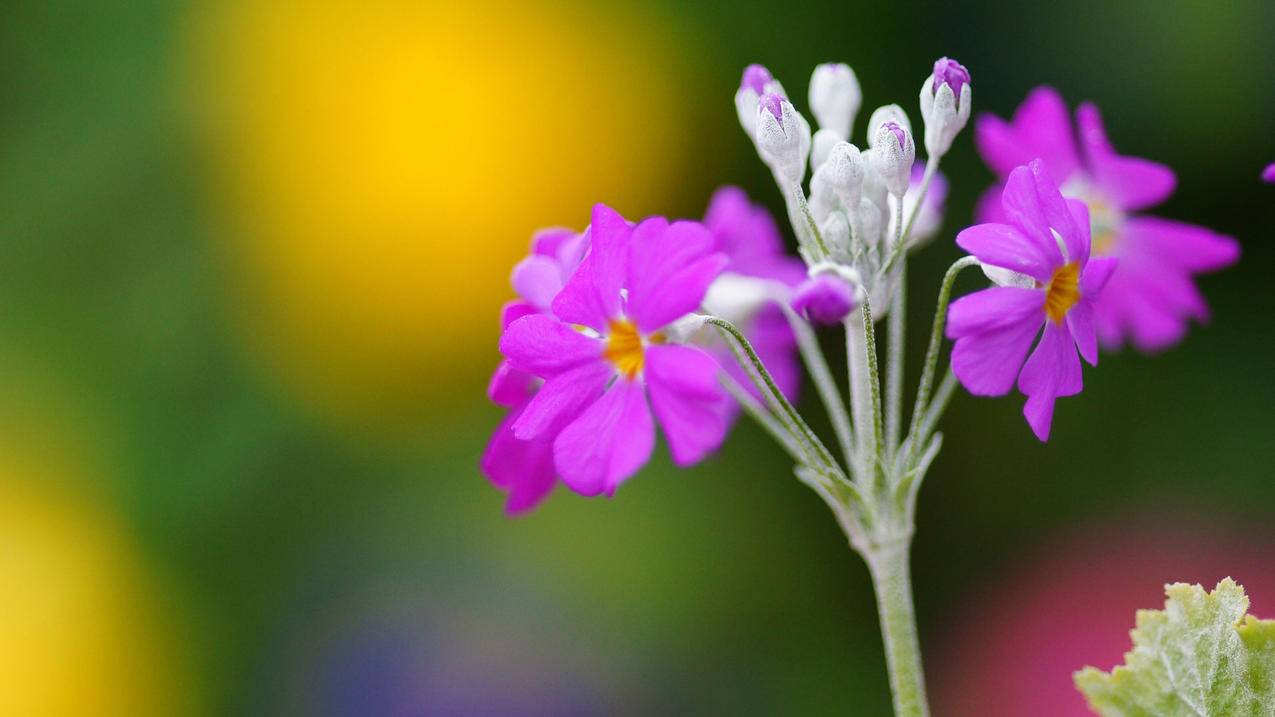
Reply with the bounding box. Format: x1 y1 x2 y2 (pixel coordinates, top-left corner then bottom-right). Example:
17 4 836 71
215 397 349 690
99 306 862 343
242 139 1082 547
947 287 1046 339
975 113 1033 178
1017 322 1083 441
551 204 631 331
1080 256 1118 298
1000 165 1065 269
1076 103 1176 212
974 183 1008 224
645 345 729 466
956 223 1056 283
531 227 577 258
554 379 654 497
1011 86 1082 183
1066 301 1099 366
511 254 564 309
482 406 557 516
1121 217 1239 274
500 315 602 377
626 218 728 332
511 361 610 440
487 360 535 407
974 86 1080 183
500 300 539 331
1060 198 1090 268
949 300 1044 397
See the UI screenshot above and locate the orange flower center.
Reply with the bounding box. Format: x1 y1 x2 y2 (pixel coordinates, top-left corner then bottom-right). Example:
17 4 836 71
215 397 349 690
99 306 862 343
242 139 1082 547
1044 262 1081 324
602 319 662 378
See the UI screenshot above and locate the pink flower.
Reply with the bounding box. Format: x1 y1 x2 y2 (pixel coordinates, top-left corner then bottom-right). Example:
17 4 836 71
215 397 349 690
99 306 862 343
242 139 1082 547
702 186 804 408
947 160 1118 441
791 274 858 325
498 204 731 496
975 87 1238 352
482 228 588 515
1263 163 1275 183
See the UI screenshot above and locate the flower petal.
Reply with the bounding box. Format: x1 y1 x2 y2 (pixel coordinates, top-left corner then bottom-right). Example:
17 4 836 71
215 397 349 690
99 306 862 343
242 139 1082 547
1080 256 1118 298
1066 301 1098 366
1064 199 1092 268
554 379 654 497
956 223 1056 283
1000 164 1065 269
1076 103 1176 211
1121 217 1239 274
551 204 631 331
511 254 564 309
482 406 557 515
947 287 1046 338
1017 322 1082 441
500 300 539 331
645 345 729 466
626 218 728 332
511 361 610 440
949 293 1044 397
487 360 535 407
500 314 602 377
975 86 1080 182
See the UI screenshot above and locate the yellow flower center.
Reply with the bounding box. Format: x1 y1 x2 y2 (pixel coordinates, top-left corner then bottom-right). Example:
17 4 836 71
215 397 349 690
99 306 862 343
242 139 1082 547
1044 262 1081 324
602 319 661 378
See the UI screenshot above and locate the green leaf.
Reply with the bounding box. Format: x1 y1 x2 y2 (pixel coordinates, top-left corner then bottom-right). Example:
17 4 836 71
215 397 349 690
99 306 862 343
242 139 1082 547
1075 578 1275 716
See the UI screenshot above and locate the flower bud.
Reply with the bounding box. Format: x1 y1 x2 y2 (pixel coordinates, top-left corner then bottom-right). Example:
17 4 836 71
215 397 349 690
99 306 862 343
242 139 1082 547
824 142 864 212
791 263 863 325
819 210 851 259
810 128 844 172
870 121 915 197
734 64 785 143
852 197 882 258
866 104 912 144
808 163 836 223
808 62 862 139
756 92 812 184
919 56 972 159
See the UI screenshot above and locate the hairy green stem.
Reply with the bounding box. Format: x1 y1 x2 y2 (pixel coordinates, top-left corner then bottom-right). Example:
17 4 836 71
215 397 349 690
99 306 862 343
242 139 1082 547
885 264 906 454
864 539 930 717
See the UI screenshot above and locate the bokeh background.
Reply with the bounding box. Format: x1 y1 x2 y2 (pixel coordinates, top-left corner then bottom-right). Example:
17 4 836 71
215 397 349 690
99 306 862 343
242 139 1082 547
2 0 1273 714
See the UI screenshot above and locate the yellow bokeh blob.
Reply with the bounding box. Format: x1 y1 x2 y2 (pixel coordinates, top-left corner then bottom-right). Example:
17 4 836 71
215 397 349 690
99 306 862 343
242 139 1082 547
186 1 696 429
0 441 194 715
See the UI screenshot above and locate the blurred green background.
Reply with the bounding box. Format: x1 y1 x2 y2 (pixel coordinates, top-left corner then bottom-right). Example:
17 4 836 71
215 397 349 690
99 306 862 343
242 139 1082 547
1 0 1272 714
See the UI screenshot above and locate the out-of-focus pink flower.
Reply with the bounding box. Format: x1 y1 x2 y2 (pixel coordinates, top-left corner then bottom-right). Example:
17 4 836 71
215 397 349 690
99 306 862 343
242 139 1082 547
792 274 858 325
701 186 804 409
976 87 1238 352
948 160 1117 441
1262 163 1275 183
499 204 730 497
931 517 1275 717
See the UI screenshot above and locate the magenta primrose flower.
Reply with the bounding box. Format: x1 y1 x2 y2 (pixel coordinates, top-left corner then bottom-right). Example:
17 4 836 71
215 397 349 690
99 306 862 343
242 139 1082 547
975 87 1238 351
498 204 730 497
482 227 588 514
948 160 1118 441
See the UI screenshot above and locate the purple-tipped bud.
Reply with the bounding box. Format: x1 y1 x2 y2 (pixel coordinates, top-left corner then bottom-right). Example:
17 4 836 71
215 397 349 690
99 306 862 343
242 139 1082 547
741 64 773 96
931 57 970 97
792 274 858 325
1263 163 1275 184
881 121 906 150
760 92 786 123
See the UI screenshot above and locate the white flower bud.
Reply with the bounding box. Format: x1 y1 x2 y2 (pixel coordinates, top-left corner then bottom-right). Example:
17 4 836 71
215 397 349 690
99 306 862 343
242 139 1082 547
756 93 812 184
734 64 786 144
852 197 882 258
819 209 851 260
919 57 972 159
824 142 864 213
865 104 912 145
811 128 844 173
980 263 1035 289
808 164 836 223
808 63 862 139
870 121 915 197
859 154 891 216
702 273 785 327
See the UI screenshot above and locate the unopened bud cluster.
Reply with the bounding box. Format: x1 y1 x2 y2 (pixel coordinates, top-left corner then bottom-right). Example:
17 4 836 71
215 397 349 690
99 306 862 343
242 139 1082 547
735 58 971 319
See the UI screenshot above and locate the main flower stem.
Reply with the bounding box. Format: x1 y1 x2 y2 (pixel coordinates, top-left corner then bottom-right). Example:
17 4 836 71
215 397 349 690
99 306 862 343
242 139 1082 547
863 538 930 717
